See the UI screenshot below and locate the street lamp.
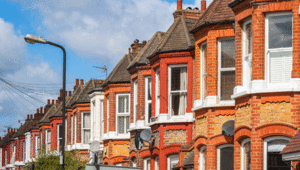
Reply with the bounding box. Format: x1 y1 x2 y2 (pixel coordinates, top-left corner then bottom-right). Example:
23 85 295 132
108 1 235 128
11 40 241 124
24 34 67 170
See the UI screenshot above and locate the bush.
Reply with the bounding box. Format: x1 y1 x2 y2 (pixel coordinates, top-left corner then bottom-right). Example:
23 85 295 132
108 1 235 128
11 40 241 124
25 148 86 170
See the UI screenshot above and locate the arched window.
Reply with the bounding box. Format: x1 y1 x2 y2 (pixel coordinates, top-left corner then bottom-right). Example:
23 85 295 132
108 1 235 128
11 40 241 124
263 136 291 170
241 139 251 170
132 158 137 167
217 144 234 170
199 146 207 170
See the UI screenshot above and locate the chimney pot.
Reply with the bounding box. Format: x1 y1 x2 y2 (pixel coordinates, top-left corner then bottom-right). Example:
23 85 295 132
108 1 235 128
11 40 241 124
30 115 33 120
65 91 68 97
52 100 54 104
201 0 206 11
47 99 50 105
69 91 72 96
60 89 63 97
40 107 43 113
27 115 30 120
177 0 182 10
56 100 58 104
80 79 84 85
37 108 39 114
128 48 131 55
142 40 147 44
134 39 139 43
76 79 79 86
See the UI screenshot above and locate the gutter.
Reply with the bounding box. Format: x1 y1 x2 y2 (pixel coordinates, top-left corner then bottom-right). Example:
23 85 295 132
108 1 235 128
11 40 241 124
147 46 195 60
190 20 235 34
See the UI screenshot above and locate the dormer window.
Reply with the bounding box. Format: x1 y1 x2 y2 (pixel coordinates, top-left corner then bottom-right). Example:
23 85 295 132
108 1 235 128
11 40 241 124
169 65 187 116
266 13 292 84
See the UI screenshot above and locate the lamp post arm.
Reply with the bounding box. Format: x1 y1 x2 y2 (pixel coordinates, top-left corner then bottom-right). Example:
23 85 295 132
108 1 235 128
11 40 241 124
46 41 66 170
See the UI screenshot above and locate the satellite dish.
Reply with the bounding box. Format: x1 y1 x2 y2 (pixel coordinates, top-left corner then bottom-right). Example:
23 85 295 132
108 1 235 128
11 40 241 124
90 141 100 152
135 131 144 150
140 129 152 144
222 120 234 136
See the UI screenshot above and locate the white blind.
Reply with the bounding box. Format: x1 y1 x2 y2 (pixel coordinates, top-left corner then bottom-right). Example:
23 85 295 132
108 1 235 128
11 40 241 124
270 51 292 83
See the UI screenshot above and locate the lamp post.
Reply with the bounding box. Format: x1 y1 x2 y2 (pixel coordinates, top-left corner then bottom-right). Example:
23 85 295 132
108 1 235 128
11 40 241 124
24 34 66 170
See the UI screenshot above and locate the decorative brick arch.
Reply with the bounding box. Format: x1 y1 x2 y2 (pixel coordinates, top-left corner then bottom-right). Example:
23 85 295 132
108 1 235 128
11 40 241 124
194 136 208 150
111 155 126 164
234 126 251 142
151 147 160 157
255 123 297 139
140 149 151 159
162 144 182 156
103 157 109 165
129 151 137 160
210 134 234 147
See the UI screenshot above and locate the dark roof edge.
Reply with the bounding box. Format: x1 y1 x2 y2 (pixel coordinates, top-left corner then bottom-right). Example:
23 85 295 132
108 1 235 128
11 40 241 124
102 80 131 88
190 20 235 34
88 88 104 94
49 115 63 120
147 46 195 60
228 0 244 8
127 62 147 71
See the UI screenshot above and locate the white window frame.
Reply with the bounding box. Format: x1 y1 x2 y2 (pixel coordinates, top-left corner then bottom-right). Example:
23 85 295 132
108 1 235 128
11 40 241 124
155 69 160 117
65 118 67 144
57 124 62 151
144 157 151 170
241 138 251 170
107 96 109 134
100 100 104 139
217 144 234 170
168 64 188 117
0 148 2 167
218 38 235 101
35 135 40 157
132 158 137 167
81 111 91 145
145 76 152 124
92 100 96 139
133 79 138 125
23 141 26 162
199 146 206 170
74 113 77 144
5 150 7 165
201 43 207 103
116 93 130 134
265 12 293 87
243 19 252 90
167 154 179 170
71 115 74 144
45 130 51 154
155 157 159 170
263 136 291 170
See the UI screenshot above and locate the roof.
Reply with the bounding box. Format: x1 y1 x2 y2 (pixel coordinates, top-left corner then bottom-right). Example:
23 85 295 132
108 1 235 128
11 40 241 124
127 31 165 69
102 54 136 87
39 103 59 124
148 16 197 59
281 130 300 155
0 133 15 147
183 150 194 167
70 79 103 106
191 0 235 33
13 120 36 138
228 0 244 8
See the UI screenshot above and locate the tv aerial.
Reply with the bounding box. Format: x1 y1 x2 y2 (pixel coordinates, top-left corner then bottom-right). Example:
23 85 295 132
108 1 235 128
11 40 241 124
135 129 153 150
222 120 234 136
93 65 107 78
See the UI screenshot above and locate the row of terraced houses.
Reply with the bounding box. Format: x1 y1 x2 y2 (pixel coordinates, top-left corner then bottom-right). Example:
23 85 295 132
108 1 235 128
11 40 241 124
1 0 300 169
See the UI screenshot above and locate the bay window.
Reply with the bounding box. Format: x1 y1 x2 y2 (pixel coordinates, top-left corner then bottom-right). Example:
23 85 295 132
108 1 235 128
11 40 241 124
241 139 251 170
243 20 252 89
133 79 138 125
145 77 152 123
74 113 77 144
57 124 63 150
201 43 207 102
156 69 160 116
71 115 73 144
266 13 292 84
116 94 130 134
100 100 104 138
167 154 179 170
217 144 234 170
219 39 235 101
82 112 91 144
169 65 187 116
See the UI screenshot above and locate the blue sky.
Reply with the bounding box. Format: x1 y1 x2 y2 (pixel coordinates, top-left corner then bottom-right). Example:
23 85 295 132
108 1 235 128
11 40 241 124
0 0 211 136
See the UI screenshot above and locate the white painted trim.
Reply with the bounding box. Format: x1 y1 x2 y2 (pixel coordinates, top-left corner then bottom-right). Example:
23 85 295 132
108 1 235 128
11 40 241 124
242 19 252 91
144 157 151 170
241 138 251 170
199 146 207 170
81 111 91 146
282 151 300 161
133 79 138 126
217 144 234 170
107 95 110 135
155 69 160 117
145 76 152 125
263 136 290 170
200 42 207 104
167 154 179 170
116 93 130 135
155 156 159 170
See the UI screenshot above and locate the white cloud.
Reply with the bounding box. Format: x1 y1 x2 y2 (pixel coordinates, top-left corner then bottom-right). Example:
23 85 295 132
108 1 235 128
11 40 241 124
0 18 27 76
0 106 3 111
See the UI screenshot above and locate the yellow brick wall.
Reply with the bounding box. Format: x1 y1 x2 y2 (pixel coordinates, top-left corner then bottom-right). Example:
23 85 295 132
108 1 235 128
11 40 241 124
235 105 252 128
153 132 160 147
213 115 235 135
113 144 130 157
258 102 293 126
164 130 187 146
195 117 207 137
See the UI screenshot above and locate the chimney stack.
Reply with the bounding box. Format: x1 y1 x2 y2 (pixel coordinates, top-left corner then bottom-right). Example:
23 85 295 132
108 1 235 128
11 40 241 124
37 108 39 114
177 0 182 10
80 79 84 85
74 79 79 91
27 115 30 120
201 0 206 11
47 99 50 105
60 89 63 97
30 115 33 120
52 100 55 104
65 91 68 97
128 48 131 55
56 100 58 104
40 107 43 114
69 91 72 96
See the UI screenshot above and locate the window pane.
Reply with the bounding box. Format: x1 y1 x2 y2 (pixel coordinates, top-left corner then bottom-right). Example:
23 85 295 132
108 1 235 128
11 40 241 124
270 51 292 83
59 125 63 138
118 116 125 134
221 71 235 100
171 67 187 91
148 103 152 123
245 23 252 55
243 142 251 170
220 147 234 170
148 78 152 100
269 14 292 49
126 95 129 113
126 116 130 133
83 130 90 144
202 44 207 99
221 40 235 68
83 113 91 129
171 93 187 116
118 96 126 113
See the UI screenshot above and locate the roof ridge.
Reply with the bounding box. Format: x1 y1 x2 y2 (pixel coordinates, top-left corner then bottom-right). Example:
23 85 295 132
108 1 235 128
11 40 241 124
208 0 222 23
181 17 192 47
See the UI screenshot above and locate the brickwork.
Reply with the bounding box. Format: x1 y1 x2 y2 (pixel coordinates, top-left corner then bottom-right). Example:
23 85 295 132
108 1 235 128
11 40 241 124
152 132 160 147
164 130 187 146
195 117 207 137
235 105 251 128
212 115 235 136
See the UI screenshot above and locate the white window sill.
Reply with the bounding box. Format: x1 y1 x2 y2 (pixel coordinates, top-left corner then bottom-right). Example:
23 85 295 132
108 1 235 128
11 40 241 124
192 97 235 112
149 112 194 126
102 132 130 141
70 143 90 150
232 79 300 99
14 161 25 166
128 120 151 132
